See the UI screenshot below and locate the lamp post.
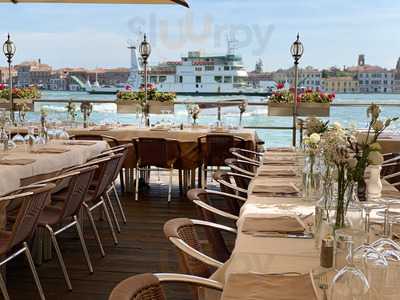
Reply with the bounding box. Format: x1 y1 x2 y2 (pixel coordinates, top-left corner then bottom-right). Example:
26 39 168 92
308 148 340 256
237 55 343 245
3 34 16 124
139 34 151 127
290 33 303 147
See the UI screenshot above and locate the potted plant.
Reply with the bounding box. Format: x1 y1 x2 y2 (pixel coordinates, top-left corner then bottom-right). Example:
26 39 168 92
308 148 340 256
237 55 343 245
116 84 175 114
0 85 40 112
268 85 334 117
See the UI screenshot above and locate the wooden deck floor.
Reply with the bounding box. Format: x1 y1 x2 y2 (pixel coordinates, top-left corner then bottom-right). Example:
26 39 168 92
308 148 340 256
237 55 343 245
6 180 203 300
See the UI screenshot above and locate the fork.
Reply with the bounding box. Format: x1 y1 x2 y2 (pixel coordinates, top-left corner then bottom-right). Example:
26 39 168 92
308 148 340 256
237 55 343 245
319 272 328 300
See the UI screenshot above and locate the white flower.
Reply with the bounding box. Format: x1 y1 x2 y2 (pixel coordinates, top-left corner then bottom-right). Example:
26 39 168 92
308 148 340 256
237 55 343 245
372 120 384 132
332 122 342 130
309 133 321 144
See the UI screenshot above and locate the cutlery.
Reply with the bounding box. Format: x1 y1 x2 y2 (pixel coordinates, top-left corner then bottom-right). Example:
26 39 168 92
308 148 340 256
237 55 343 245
318 272 329 300
250 232 314 239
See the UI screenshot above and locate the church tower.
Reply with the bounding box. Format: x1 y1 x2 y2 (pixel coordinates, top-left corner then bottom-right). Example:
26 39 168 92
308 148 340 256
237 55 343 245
127 43 141 90
358 54 365 67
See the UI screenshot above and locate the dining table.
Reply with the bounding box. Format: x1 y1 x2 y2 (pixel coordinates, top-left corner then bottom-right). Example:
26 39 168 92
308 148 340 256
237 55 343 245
205 149 400 300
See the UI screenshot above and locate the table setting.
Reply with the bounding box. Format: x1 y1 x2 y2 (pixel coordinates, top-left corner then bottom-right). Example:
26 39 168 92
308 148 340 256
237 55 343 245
208 105 400 300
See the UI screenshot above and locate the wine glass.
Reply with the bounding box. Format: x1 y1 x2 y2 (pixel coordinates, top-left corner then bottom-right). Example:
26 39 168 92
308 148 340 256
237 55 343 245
358 200 385 243
375 198 400 238
331 236 370 299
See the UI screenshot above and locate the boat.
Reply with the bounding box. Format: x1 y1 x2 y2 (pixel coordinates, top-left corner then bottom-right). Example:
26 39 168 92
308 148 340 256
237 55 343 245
150 41 272 96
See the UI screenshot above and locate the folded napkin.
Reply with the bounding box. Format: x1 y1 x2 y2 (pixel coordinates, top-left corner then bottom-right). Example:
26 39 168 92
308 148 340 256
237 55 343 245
64 141 97 146
258 167 296 177
263 156 296 165
31 148 70 154
221 273 318 300
242 215 305 234
0 158 36 165
252 182 300 196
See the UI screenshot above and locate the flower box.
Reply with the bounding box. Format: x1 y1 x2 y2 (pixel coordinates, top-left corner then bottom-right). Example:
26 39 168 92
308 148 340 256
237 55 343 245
116 103 141 114
0 99 34 111
147 101 174 114
298 103 330 117
268 102 330 117
116 101 174 114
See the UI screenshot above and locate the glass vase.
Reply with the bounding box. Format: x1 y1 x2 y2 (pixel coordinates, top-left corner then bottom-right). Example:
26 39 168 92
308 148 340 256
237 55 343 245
303 152 322 202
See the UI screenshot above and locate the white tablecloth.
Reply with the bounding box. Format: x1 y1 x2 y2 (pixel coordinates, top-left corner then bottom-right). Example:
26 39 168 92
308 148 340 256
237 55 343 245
0 141 108 196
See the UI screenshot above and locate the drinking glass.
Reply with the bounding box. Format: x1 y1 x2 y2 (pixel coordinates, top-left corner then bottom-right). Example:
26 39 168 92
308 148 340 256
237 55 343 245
24 126 36 151
358 201 385 243
331 235 370 299
57 127 70 140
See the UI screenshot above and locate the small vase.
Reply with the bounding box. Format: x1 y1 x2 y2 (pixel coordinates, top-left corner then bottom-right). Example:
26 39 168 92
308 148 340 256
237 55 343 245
366 165 382 200
303 153 322 202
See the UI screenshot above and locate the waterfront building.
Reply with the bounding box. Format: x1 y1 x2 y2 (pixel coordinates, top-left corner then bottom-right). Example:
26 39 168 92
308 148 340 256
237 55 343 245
347 55 394 93
322 76 359 93
271 66 322 91
0 67 17 85
16 60 52 88
393 57 400 93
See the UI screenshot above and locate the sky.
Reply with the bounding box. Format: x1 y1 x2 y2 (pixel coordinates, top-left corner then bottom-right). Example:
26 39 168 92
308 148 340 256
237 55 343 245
0 0 399 71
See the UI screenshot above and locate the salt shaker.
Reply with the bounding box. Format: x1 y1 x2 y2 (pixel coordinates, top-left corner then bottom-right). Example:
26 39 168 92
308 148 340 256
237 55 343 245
320 237 334 268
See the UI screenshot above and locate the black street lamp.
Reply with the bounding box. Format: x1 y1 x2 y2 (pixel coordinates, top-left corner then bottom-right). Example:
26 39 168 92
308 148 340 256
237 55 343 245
290 33 304 147
3 34 16 123
139 34 151 127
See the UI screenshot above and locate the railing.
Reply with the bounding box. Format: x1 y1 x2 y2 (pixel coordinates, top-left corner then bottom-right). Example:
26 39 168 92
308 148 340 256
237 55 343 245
31 98 400 145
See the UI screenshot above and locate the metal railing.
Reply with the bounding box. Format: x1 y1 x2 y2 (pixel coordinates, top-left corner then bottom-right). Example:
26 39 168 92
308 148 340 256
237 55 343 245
31 98 400 145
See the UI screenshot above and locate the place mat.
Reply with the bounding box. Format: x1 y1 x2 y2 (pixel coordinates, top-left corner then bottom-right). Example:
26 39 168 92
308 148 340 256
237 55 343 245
263 156 296 165
381 190 400 199
242 215 305 234
0 158 36 165
258 167 296 177
252 182 300 196
63 141 97 146
221 273 318 300
150 127 170 131
90 125 113 131
30 148 70 154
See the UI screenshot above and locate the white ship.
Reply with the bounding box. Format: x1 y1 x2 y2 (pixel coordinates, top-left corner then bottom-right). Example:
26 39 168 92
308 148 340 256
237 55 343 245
150 43 270 96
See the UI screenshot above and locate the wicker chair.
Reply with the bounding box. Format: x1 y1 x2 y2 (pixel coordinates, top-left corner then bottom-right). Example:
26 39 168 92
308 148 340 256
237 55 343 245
212 170 252 215
229 147 263 164
382 153 400 190
134 138 180 203
197 134 245 187
108 273 223 300
187 189 242 262
0 183 55 300
88 144 133 231
224 158 258 177
164 218 235 272
36 166 98 291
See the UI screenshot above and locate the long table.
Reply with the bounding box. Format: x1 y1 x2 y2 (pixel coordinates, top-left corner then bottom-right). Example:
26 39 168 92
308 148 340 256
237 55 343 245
208 151 400 300
0 141 108 196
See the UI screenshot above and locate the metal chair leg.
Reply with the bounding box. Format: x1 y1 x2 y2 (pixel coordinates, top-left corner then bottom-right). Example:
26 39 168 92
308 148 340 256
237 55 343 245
135 167 139 201
23 242 46 300
168 168 173 203
74 216 94 274
46 226 72 291
0 270 10 300
83 203 105 257
101 197 119 245
112 183 127 224
105 192 121 233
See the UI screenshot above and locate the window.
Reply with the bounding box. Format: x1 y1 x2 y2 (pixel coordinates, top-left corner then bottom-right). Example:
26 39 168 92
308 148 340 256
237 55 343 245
150 76 158 83
214 76 222 83
195 67 202 72
224 66 230 71
159 76 167 83
179 76 183 83
205 66 215 71
196 76 202 83
224 76 232 83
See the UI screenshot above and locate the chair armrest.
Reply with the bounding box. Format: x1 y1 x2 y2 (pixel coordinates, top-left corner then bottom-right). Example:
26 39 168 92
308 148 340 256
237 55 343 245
193 200 239 221
226 164 256 177
227 172 254 180
383 155 400 166
191 219 237 234
384 171 400 180
214 177 248 195
204 189 247 202
231 152 262 165
168 237 224 269
154 273 223 290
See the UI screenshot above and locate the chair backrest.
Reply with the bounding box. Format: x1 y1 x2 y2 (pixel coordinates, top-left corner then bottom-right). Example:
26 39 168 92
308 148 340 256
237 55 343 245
186 189 231 262
109 273 166 300
2 183 55 250
198 134 245 167
212 171 242 215
58 166 98 220
92 154 124 199
70 134 119 148
225 158 257 177
135 138 180 168
108 273 223 300
163 218 211 278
